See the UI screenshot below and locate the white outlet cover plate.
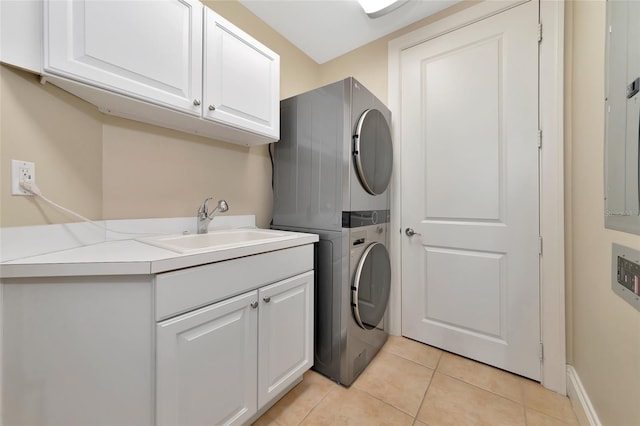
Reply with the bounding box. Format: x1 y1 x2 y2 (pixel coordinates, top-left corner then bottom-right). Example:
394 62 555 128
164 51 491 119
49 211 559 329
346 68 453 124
11 159 35 195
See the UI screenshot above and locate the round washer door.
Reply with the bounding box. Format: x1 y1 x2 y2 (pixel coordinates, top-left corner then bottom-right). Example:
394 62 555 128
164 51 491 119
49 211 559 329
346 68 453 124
353 109 393 195
352 242 391 330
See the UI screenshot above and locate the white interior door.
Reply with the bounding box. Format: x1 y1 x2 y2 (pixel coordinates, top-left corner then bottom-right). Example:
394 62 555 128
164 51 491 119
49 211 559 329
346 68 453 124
400 0 541 380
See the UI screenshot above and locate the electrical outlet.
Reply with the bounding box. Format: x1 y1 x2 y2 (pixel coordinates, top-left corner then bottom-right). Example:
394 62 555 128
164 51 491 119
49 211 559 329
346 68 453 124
11 159 35 195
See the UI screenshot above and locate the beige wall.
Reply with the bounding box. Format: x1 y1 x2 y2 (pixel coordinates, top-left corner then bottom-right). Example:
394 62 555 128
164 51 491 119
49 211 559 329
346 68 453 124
566 2 640 425
101 117 272 222
319 1 475 104
1 66 103 225
0 0 319 229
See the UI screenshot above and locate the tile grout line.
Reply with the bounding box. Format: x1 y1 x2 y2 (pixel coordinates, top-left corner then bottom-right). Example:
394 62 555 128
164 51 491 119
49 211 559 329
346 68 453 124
519 377 529 426
429 349 574 425
435 355 527 406
526 407 577 425
387 341 531 421
350 384 422 421
302 368 425 423
437 372 529 410
293 380 340 425
520 377 579 424
266 412 283 426
381 344 443 372
412 348 444 424
357 348 442 419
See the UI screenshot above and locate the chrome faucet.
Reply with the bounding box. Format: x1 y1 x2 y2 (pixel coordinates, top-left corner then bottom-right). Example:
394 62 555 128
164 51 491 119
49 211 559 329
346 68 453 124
197 197 229 234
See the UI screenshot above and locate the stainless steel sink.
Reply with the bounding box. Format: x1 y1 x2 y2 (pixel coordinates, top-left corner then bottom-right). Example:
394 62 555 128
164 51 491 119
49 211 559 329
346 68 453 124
138 229 292 254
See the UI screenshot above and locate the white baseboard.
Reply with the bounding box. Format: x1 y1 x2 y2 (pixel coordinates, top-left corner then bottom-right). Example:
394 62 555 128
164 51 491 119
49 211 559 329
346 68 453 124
566 365 602 426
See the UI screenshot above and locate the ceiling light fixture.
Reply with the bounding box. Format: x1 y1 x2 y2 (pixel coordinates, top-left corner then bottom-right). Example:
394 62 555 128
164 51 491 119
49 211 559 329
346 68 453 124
357 0 409 18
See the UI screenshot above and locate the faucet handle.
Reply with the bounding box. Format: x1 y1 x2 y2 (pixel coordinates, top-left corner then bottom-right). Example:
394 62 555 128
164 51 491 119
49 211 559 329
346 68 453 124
198 197 213 216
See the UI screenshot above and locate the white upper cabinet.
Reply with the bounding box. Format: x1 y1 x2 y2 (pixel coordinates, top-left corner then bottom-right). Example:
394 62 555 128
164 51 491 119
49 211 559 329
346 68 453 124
45 0 203 116
34 0 280 146
204 9 279 139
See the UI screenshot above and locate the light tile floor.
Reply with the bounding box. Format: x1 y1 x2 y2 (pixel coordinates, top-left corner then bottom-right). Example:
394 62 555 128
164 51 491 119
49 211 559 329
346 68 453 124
253 336 579 426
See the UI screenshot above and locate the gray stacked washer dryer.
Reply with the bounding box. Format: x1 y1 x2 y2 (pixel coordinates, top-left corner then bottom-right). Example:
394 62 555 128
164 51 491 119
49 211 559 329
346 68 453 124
271 77 393 386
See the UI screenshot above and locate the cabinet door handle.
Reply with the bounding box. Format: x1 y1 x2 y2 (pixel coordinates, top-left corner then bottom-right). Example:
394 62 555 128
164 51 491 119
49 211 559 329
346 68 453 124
263 296 271 303
193 99 201 106
208 104 216 111
250 301 258 309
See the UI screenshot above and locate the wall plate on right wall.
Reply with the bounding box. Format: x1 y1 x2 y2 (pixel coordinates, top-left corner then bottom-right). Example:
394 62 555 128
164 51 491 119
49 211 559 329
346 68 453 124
612 243 640 311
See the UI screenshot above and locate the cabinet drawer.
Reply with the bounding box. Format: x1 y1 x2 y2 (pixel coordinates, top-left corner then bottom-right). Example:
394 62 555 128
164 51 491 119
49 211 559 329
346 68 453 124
155 245 313 320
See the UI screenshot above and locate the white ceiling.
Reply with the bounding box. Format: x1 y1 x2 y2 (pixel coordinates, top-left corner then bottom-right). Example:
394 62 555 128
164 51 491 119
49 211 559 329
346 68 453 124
238 0 463 64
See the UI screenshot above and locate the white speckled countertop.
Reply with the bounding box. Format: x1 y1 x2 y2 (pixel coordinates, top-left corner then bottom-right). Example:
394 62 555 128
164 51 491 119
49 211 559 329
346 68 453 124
0 217 318 278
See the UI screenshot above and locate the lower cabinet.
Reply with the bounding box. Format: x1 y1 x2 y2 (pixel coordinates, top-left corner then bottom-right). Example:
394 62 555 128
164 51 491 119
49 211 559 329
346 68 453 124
258 272 314 408
156 290 258 425
156 271 314 426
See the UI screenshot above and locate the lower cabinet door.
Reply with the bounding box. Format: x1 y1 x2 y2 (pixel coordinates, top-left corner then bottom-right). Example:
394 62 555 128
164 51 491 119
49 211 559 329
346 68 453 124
156 290 258 426
258 271 314 408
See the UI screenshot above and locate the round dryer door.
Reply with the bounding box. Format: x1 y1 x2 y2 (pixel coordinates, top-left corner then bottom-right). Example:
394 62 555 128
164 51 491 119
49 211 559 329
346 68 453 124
352 242 391 330
353 108 393 195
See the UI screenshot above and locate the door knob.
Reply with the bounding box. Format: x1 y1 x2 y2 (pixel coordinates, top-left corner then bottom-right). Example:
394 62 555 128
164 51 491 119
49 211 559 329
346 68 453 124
208 104 216 111
193 99 201 106
263 296 271 303
250 301 258 309
405 228 421 237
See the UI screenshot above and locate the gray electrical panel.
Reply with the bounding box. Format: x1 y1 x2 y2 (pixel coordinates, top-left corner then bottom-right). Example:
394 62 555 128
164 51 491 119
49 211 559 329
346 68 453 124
612 243 640 311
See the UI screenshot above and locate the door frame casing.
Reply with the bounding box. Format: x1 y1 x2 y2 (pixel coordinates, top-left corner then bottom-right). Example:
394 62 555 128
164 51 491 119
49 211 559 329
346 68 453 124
388 0 566 394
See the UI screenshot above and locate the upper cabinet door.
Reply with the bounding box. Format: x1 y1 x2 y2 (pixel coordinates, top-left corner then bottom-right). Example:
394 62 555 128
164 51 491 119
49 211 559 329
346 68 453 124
204 9 280 139
44 0 203 115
